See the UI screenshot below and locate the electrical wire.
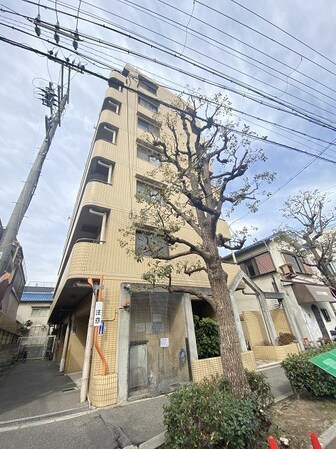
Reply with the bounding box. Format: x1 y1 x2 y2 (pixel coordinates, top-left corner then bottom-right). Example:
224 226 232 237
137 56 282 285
4 7 336 135
50 0 336 103
226 0 336 71
1 34 336 167
2 14 336 162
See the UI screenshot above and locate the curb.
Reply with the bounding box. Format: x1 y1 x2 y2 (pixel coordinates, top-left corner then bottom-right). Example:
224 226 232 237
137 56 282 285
124 432 166 449
311 423 336 449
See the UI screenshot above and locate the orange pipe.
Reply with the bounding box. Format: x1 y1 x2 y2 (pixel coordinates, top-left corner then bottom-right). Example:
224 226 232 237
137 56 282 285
93 275 107 376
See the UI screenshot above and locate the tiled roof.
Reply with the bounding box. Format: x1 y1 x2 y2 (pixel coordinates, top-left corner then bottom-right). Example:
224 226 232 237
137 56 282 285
20 292 53 302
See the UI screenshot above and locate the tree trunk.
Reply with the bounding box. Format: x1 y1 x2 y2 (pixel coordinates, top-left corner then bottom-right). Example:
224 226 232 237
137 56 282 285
206 253 250 398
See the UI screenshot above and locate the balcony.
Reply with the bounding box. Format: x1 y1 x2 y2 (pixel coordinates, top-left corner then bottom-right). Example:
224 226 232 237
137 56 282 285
67 241 109 278
82 180 113 210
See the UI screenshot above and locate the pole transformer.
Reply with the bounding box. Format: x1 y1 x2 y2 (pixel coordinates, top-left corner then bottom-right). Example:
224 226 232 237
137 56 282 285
0 66 70 300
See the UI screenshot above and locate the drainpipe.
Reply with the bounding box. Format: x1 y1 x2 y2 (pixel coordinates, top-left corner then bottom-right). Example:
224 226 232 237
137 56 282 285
80 279 97 403
89 208 107 244
59 316 71 372
97 160 112 184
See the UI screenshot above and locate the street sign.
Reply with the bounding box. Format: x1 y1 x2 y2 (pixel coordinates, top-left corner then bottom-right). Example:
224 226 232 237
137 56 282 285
310 349 336 378
94 302 103 327
98 321 105 336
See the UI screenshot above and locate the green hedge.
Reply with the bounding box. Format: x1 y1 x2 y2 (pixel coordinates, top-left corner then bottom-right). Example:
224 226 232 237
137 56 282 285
163 372 273 449
281 343 336 398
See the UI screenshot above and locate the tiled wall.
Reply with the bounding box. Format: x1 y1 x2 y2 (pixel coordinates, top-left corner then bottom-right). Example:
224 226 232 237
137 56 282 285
191 351 256 383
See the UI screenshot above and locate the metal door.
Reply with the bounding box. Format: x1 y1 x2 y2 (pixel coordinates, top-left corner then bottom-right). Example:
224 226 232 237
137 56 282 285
129 342 148 391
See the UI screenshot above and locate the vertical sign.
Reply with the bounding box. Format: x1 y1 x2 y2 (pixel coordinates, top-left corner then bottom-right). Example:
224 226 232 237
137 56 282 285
98 321 105 336
94 302 103 327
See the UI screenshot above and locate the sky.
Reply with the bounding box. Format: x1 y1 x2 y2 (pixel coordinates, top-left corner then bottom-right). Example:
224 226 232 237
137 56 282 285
0 0 336 283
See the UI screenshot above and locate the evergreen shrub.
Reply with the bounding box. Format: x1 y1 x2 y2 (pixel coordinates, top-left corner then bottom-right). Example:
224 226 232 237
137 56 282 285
164 372 274 449
281 343 336 398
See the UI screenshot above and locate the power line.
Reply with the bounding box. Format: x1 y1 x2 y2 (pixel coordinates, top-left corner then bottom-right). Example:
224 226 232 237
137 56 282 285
5 7 336 134
113 0 336 97
1 34 336 166
2 13 336 160
229 136 336 226
226 0 336 71
190 0 336 80
36 0 336 111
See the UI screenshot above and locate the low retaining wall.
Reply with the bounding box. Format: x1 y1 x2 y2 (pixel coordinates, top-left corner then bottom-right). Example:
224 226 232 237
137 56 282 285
252 343 300 361
191 351 256 383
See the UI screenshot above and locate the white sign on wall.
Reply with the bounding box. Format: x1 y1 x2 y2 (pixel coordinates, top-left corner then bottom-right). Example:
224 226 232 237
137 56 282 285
94 302 103 326
160 338 169 348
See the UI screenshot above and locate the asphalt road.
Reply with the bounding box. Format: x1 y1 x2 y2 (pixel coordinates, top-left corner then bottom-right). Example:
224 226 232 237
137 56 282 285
0 412 118 449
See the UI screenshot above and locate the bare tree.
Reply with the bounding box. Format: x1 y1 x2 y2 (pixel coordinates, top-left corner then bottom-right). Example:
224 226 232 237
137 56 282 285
121 93 274 397
279 189 336 289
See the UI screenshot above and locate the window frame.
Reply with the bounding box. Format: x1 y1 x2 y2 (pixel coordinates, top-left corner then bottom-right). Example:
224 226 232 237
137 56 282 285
138 95 159 113
96 123 118 144
283 253 305 273
137 117 160 136
135 230 169 258
105 98 121 114
320 308 331 322
136 179 163 204
138 77 158 95
31 307 49 317
137 145 161 166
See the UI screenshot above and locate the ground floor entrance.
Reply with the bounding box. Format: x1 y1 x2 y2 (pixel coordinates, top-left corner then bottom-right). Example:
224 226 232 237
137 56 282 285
128 292 190 399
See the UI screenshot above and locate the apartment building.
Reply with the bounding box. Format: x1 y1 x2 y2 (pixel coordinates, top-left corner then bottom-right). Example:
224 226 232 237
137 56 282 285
49 65 267 407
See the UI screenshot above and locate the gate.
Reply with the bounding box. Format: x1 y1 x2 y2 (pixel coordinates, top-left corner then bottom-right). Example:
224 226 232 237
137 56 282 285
18 335 55 360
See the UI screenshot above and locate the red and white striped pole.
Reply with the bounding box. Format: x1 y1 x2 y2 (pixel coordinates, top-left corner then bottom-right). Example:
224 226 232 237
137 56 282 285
268 436 279 449
310 432 323 449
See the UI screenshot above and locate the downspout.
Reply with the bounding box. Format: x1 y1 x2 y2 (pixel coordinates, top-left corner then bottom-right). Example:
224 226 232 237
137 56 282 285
97 160 113 184
80 278 97 403
59 316 71 373
93 275 107 376
89 208 107 245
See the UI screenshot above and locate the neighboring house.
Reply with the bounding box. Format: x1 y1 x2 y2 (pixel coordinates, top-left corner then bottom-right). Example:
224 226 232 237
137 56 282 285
17 284 54 337
49 65 266 408
224 234 336 348
0 220 26 373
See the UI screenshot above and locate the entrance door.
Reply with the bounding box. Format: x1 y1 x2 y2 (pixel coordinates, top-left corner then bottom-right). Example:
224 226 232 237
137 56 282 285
311 304 329 338
129 342 148 392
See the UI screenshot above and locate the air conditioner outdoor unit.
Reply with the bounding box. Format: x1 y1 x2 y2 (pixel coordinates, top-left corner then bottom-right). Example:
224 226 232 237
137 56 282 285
280 263 296 277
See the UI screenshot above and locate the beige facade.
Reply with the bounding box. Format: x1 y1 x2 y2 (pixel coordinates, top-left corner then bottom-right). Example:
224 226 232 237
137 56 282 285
51 66 288 406
225 236 336 349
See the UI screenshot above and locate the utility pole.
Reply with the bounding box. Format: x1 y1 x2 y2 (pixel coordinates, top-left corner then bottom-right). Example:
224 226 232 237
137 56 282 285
0 65 70 302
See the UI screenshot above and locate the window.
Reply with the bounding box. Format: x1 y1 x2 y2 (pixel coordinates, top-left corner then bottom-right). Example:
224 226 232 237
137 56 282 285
138 95 158 113
245 259 258 277
109 77 123 92
96 123 118 144
137 145 161 166
320 308 331 322
136 180 162 204
31 308 49 317
138 117 160 136
102 97 121 114
135 230 169 258
139 77 157 95
242 252 275 278
283 253 305 273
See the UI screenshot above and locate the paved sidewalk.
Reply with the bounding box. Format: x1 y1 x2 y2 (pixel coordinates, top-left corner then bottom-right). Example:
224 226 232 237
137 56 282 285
0 358 294 448
0 360 87 422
